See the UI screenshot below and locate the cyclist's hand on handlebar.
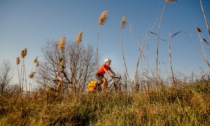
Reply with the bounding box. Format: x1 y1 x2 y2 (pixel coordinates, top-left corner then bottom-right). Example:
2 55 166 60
111 75 120 79
115 75 121 79
110 75 114 78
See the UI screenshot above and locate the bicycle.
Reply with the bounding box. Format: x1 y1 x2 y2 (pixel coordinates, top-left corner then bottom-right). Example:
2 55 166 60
88 75 122 93
45 80 71 95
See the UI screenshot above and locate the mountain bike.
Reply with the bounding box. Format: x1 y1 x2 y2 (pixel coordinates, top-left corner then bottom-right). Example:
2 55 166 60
88 75 122 93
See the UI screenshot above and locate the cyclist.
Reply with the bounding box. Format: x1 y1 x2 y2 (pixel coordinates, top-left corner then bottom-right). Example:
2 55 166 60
96 58 117 91
55 66 70 92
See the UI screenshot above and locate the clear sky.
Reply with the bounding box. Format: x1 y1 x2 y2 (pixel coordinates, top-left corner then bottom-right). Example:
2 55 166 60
0 0 210 83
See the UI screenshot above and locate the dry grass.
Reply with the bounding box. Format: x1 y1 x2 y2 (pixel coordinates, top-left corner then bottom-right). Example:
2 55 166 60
0 81 209 125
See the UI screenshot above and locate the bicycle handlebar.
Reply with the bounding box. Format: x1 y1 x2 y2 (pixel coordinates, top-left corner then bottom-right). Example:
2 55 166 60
111 75 121 79
109 75 121 83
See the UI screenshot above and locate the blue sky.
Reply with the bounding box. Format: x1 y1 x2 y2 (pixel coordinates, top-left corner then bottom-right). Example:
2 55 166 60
0 0 210 82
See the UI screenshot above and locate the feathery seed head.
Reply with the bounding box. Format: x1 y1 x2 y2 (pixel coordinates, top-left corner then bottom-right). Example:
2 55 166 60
120 16 127 29
21 48 27 58
59 60 64 67
34 56 38 63
59 58 64 62
29 72 35 79
24 48 27 56
57 35 66 50
98 10 109 25
196 27 202 33
76 31 83 44
165 0 176 3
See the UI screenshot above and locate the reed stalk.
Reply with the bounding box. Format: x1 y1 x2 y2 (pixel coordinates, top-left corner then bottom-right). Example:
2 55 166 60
199 0 210 37
134 32 150 91
96 10 109 68
168 33 176 87
120 16 130 82
155 2 166 86
196 28 210 70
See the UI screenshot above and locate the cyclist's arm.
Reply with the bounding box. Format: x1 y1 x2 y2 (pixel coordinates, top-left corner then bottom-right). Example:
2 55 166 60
109 69 116 76
64 72 71 83
103 68 112 77
57 76 63 81
65 76 71 83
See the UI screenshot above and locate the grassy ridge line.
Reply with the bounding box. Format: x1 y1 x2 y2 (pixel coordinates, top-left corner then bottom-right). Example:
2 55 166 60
0 82 210 126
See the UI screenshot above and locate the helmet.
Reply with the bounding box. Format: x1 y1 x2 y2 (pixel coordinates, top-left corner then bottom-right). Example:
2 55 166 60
104 58 111 62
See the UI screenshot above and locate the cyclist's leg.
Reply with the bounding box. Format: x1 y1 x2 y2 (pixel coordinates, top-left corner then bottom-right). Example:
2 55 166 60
96 74 103 83
96 74 104 91
57 81 62 92
102 78 108 91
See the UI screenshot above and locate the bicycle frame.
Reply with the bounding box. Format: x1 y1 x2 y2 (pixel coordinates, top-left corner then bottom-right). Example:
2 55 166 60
96 76 121 92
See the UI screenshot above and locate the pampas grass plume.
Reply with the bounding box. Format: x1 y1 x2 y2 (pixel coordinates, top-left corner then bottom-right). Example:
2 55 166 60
21 48 27 58
120 16 127 29
34 56 38 63
165 0 176 3
57 35 66 50
98 10 109 25
196 27 202 33
59 58 64 62
76 31 83 44
29 72 35 79
59 60 64 67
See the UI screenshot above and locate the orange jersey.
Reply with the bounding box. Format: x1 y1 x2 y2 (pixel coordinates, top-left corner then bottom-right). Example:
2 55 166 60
97 64 111 75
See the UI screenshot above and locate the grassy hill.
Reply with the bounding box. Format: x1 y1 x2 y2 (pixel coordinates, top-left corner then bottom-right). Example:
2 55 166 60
0 81 210 126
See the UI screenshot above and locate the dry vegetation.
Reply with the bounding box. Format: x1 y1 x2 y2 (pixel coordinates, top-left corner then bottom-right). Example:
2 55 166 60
0 79 210 125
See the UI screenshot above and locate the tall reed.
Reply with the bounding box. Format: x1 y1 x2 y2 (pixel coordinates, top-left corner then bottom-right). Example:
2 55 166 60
199 0 210 37
134 32 150 91
29 71 35 92
120 16 130 82
196 27 210 70
57 35 66 68
20 48 27 92
155 2 166 86
168 31 182 86
57 35 66 50
16 56 21 92
96 10 109 68
168 33 175 87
